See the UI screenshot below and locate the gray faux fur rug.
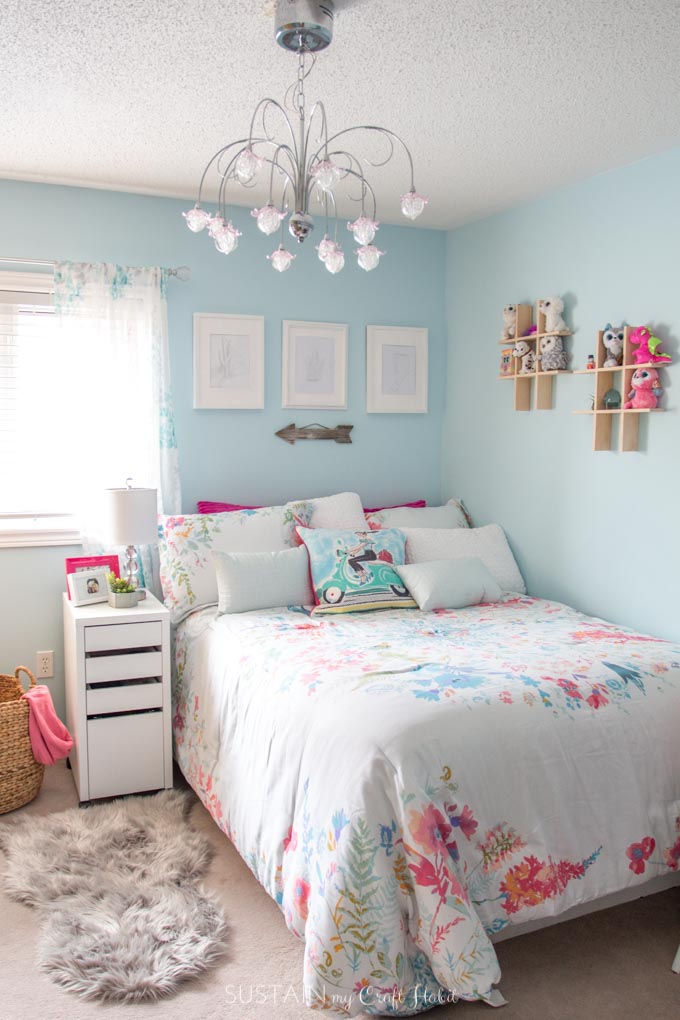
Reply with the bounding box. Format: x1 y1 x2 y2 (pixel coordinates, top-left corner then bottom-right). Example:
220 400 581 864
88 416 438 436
0 789 227 1002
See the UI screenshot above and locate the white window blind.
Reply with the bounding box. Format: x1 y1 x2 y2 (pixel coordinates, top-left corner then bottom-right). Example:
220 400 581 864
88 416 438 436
0 271 80 546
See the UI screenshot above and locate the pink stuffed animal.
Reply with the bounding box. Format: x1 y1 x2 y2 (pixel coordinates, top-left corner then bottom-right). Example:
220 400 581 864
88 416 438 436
624 367 663 409
629 326 672 365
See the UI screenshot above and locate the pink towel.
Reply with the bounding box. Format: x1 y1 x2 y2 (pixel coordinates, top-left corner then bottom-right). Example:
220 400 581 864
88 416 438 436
21 685 73 766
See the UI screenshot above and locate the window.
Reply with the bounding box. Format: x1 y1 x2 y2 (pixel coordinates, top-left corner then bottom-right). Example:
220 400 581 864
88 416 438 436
1 263 179 550
0 270 80 546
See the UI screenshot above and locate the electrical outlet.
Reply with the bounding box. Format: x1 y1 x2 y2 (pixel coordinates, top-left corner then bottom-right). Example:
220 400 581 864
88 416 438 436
36 650 53 679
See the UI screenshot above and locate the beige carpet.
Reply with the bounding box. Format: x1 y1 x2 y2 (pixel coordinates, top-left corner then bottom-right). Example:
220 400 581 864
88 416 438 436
1 763 678 1020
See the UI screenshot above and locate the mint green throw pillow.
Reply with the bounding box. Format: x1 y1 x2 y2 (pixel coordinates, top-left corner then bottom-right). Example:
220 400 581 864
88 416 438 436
212 546 313 614
297 526 416 614
394 557 502 611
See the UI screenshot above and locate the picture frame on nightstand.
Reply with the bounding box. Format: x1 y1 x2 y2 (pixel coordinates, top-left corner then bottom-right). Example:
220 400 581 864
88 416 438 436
67 568 110 606
65 554 120 599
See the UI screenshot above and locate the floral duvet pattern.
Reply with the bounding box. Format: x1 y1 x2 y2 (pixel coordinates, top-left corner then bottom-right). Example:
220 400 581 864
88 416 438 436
172 595 680 1015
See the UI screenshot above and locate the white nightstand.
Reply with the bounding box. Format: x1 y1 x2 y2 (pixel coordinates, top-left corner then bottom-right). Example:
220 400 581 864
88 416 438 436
63 591 173 803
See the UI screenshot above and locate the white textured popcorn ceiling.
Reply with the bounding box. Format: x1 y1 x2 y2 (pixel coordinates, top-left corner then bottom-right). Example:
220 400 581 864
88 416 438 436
2 0 680 229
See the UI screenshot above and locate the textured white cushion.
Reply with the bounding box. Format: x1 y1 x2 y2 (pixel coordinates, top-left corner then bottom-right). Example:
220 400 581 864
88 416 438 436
365 502 470 531
402 525 526 593
212 547 313 614
394 557 502 611
158 503 312 622
296 491 367 530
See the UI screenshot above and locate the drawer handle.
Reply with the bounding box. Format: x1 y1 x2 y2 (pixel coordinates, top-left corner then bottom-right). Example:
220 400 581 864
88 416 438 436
86 678 161 690
86 646 160 659
88 707 162 720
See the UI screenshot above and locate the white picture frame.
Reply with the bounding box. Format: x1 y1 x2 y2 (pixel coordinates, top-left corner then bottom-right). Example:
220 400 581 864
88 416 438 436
282 319 348 409
67 568 110 606
366 325 429 414
193 313 265 409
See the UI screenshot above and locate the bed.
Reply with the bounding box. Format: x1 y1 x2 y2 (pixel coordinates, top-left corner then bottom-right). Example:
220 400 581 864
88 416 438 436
172 591 680 1015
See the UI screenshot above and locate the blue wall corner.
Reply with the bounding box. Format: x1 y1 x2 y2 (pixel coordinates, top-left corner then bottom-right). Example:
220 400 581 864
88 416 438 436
442 146 680 640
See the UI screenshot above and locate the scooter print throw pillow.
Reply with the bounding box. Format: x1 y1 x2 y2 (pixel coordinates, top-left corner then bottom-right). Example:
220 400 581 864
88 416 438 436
296 526 416 615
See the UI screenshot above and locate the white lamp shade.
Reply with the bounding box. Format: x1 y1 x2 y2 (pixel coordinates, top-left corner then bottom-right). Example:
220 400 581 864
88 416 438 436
105 487 158 547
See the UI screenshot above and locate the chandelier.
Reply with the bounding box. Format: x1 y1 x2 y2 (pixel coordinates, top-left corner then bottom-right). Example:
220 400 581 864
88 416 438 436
182 0 428 274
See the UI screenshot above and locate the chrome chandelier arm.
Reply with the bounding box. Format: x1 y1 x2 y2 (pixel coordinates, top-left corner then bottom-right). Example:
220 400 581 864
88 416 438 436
322 190 341 243
263 145 299 202
196 138 253 206
309 165 378 221
304 100 329 158
306 148 377 214
210 141 298 218
310 125 417 192
216 142 268 215
248 98 299 162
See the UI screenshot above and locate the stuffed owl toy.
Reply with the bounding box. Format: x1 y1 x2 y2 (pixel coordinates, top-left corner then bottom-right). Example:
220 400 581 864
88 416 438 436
512 339 536 375
539 334 568 371
500 303 517 341
539 296 567 333
602 323 625 367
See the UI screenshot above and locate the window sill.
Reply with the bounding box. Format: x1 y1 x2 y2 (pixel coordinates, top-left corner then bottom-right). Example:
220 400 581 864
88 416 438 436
0 515 82 549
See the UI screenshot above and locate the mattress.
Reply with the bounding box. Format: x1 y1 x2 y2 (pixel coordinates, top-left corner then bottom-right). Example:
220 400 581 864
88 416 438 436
172 594 680 1015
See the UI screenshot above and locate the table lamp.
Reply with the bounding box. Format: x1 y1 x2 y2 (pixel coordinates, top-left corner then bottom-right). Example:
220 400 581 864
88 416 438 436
105 479 158 598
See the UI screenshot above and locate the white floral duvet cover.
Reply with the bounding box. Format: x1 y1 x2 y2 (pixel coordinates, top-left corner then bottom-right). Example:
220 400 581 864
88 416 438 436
172 595 680 1015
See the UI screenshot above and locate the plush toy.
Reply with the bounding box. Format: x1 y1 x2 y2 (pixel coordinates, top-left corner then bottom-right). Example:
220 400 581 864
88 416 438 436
500 304 517 341
538 334 568 371
538 296 567 333
629 325 672 365
624 367 663 409
602 323 625 367
512 339 536 375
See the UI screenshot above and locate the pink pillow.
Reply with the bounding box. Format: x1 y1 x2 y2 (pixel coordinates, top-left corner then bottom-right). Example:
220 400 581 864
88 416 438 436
197 501 263 513
197 498 427 514
363 500 426 513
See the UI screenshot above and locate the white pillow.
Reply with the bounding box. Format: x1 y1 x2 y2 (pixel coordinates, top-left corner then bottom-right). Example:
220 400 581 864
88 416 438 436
294 491 366 530
365 502 470 531
394 557 502 611
212 547 313 614
158 503 312 622
402 525 525 593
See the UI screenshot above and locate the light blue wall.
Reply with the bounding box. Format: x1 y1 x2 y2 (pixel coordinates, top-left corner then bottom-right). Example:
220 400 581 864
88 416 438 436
0 179 446 718
442 146 680 641
0 546 79 721
0 179 446 507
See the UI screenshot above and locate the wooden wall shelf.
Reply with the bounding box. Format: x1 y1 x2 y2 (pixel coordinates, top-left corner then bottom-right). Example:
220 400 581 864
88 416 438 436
571 326 669 451
498 302 572 411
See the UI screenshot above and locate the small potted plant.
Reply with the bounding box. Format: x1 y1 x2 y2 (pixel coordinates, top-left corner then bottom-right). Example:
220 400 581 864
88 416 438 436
107 572 139 609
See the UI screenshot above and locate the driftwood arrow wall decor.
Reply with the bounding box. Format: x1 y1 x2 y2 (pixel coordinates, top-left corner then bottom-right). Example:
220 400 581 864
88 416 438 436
275 423 353 445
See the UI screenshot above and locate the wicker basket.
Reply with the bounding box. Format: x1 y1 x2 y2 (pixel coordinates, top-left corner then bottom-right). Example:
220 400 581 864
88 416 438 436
0 666 44 814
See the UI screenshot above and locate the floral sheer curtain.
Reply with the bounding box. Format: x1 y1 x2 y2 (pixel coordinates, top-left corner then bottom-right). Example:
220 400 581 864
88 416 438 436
54 262 181 594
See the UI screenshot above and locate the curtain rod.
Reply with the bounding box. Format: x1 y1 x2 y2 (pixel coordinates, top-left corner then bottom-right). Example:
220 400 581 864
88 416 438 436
0 257 191 280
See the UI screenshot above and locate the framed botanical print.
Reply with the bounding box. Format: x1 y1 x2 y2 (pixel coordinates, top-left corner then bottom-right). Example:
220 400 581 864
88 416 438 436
193 313 265 409
281 320 348 409
366 325 428 413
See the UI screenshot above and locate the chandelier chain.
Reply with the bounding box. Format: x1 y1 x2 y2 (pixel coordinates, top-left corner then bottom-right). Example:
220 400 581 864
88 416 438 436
296 49 306 120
